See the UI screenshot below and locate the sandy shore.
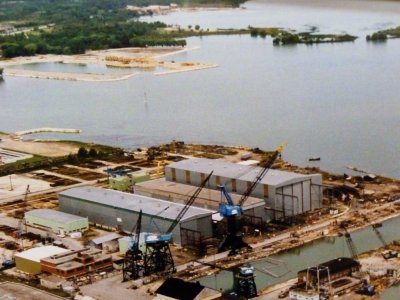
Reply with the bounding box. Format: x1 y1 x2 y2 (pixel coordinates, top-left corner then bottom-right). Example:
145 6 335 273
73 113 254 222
3 68 138 82
0 46 217 82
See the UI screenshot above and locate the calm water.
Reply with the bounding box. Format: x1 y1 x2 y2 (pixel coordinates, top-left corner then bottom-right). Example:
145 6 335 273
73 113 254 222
199 215 400 299
1 0 400 179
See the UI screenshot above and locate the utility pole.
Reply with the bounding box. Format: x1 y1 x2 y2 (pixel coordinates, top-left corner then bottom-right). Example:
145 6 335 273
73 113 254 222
9 175 13 191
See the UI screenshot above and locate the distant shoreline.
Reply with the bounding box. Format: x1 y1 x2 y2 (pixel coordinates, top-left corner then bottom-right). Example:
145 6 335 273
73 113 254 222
0 47 217 82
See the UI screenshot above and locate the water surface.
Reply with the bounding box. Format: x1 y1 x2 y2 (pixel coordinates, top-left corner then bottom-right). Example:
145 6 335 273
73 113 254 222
1 0 400 178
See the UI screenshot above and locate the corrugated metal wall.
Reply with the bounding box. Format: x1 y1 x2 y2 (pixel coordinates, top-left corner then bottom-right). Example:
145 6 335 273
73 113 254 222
165 165 323 222
59 195 212 244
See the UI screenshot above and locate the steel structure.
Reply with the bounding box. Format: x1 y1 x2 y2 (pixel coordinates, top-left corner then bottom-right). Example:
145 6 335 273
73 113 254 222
361 214 397 259
218 144 285 254
143 172 213 276
122 209 144 281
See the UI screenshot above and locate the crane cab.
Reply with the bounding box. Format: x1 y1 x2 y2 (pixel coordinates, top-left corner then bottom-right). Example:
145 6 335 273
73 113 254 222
218 203 242 217
144 233 172 244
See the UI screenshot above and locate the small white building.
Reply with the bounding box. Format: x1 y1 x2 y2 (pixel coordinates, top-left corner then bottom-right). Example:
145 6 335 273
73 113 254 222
90 233 121 252
14 246 69 275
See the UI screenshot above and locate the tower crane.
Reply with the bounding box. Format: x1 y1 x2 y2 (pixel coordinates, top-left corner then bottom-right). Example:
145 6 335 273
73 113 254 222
218 144 286 254
360 214 397 259
122 209 144 281
143 171 213 276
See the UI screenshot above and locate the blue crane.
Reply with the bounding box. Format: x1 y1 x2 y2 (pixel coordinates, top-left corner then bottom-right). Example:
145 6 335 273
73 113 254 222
218 144 286 254
143 171 213 276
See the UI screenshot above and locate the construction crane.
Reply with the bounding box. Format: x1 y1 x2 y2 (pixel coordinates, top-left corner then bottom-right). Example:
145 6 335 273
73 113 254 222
339 222 358 259
143 171 213 276
218 144 286 254
361 214 398 259
123 209 144 281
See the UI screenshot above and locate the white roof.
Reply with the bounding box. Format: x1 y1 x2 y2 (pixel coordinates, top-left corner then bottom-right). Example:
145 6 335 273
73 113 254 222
15 246 69 263
91 233 121 245
60 187 213 221
167 158 312 187
25 209 87 224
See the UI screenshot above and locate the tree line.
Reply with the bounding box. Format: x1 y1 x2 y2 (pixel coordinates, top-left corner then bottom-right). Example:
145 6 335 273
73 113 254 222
0 20 186 58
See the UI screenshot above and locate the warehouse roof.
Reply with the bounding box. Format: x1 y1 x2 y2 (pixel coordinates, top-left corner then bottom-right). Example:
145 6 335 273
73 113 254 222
166 158 311 186
91 233 121 245
298 257 360 278
15 246 69 263
59 187 213 221
25 209 87 224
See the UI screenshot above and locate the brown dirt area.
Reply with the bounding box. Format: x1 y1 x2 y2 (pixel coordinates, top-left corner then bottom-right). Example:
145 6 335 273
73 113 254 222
0 136 79 157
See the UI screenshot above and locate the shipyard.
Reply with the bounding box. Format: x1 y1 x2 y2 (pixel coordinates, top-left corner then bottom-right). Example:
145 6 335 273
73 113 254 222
0 132 399 300
1 0 400 298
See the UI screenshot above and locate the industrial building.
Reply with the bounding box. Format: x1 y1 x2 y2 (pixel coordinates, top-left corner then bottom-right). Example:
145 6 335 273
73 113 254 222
297 257 361 285
25 209 89 235
14 246 69 275
109 170 150 192
41 248 112 279
135 178 267 221
89 233 121 252
165 158 323 221
58 187 214 246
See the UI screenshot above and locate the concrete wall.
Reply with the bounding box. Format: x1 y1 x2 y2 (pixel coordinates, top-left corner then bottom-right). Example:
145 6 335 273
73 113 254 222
59 195 212 244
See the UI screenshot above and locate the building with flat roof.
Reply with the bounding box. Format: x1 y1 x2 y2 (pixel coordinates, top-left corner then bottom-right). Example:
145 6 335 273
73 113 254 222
14 246 69 275
58 187 214 246
135 178 267 221
41 248 112 279
109 170 150 192
89 233 121 252
165 158 323 221
298 257 361 285
25 209 89 235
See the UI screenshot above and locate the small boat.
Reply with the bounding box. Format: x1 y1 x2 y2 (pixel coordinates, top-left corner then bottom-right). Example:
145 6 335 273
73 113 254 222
308 157 321 161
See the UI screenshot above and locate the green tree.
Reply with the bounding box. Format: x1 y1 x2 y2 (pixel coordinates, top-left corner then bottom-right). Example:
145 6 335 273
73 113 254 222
77 147 88 158
24 43 37 55
88 148 98 157
195 25 200 30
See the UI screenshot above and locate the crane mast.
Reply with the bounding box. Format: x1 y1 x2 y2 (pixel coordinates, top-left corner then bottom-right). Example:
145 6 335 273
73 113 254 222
143 171 213 276
123 209 144 281
238 144 285 207
218 144 285 255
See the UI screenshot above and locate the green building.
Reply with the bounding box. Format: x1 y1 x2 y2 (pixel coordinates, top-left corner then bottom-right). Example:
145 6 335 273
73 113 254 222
109 170 150 192
25 209 89 235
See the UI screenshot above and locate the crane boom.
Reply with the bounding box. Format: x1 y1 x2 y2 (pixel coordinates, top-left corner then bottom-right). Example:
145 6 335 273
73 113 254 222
238 144 285 207
166 171 213 234
361 214 387 247
134 210 142 250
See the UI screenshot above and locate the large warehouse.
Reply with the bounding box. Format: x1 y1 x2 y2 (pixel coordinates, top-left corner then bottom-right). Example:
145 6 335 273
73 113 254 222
165 158 323 221
25 209 89 235
58 187 213 246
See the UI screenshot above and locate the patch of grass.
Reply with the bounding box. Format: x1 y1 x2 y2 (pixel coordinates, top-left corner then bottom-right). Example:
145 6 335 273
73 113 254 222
366 26 400 42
